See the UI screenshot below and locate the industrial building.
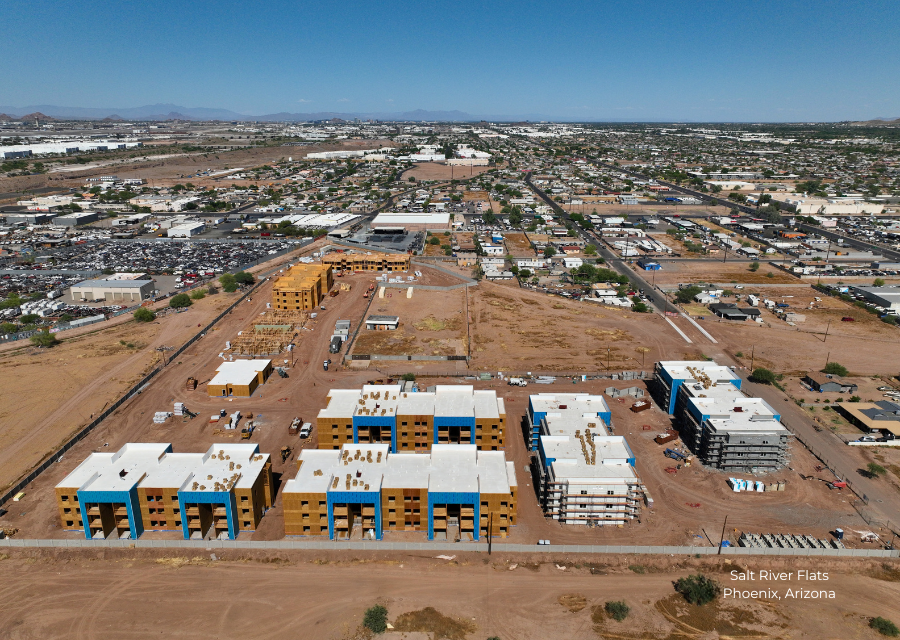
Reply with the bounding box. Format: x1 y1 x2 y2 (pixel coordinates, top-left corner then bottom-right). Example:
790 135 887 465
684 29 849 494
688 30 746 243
52 211 101 227
526 393 612 451
365 315 399 330
272 263 333 310
850 286 900 312
321 250 410 272
70 273 155 302
55 443 273 540
283 443 517 540
655 361 790 472
167 221 206 238
316 384 506 452
207 359 273 397
802 372 858 394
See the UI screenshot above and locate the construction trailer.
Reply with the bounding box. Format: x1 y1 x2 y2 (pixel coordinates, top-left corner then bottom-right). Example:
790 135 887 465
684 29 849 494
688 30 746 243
207 359 273 397
316 384 506 453
283 444 517 540
55 443 274 540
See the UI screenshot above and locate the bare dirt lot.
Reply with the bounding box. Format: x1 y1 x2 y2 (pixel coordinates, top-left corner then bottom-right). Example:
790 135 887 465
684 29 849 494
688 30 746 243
1 550 897 640
649 259 801 285
404 162 496 183
503 232 536 257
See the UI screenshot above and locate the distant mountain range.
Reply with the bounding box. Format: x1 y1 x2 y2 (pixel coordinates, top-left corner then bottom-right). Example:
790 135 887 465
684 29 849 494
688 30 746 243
851 117 900 126
0 104 490 122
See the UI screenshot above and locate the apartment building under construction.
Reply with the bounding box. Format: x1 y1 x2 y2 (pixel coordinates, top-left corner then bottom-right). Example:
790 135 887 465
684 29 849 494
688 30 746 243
283 443 517 540
317 384 506 452
55 443 274 540
322 250 410 272
272 263 333 310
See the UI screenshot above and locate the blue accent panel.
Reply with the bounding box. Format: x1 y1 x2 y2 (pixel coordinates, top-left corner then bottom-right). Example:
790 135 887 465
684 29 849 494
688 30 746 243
77 486 143 540
598 410 612 425
326 490 382 540
352 415 396 450
621 438 637 466
178 490 238 540
669 379 684 414
733 378 742 390
427 491 480 541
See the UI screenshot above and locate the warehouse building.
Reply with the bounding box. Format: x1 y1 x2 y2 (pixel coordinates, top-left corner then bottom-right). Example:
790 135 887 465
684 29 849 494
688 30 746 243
802 372 858 394
207 359 273 397
849 286 900 312
283 443 517 540
322 250 410 272
70 274 155 302
52 211 101 227
317 384 506 452
526 393 612 451
55 443 273 540
167 221 206 238
272 263 333 310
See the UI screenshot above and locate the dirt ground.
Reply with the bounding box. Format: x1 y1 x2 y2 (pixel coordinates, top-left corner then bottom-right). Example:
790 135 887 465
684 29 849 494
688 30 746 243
649 259 801 285
0 140 396 202
503 232 536 257
1 550 898 640
404 162 495 182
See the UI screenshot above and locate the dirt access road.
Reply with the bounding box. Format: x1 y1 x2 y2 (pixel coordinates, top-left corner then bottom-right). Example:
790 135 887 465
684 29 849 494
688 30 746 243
1 551 897 640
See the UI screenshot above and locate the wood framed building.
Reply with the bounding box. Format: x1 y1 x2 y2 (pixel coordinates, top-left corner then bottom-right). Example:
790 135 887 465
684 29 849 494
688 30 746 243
322 250 410 272
283 444 516 540
207 359 273 397
316 384 506 453
272 263 333 311
55 443 273 540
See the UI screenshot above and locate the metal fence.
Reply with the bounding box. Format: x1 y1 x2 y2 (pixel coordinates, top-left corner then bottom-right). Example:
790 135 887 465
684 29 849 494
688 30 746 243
0 278 266 508
0 537 895 557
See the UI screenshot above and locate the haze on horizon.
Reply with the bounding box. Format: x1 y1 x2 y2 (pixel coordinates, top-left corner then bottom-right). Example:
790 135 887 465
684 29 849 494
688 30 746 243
3 0 898 122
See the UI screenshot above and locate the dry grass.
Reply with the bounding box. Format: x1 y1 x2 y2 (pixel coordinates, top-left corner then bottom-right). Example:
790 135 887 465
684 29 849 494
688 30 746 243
353 331 422 355
654 593 772 638
585 328 633 342
558 593 588 613
392 607 477 640
415 315 462 332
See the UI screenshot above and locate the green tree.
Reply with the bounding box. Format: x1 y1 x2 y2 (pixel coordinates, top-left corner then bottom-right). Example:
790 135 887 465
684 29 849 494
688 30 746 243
584 244 597 256
749 261 760 272
190 289 206 300
219 273 238 293
234 271 255 285
674 574 721 606
169 293 192 309
605 601 630 622
633 302 650 313
674 285 702 304
30 328 59 348
518 269 532 279
543 246 557 258
874 278 886 286
133 307 156 322
749 368 777 385
363 605 388 634
0 322 16 334
401 373 416 381
429 236 441 245
822 362 849 377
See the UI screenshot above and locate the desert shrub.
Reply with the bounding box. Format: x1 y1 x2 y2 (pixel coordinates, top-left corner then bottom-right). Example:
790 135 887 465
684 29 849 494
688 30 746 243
749 368 776 385
134 307 155 322
870 617 899 637
169 293 192 308
674 574 720 605
822 362 848 376
605 601 630 621
363 605 388 634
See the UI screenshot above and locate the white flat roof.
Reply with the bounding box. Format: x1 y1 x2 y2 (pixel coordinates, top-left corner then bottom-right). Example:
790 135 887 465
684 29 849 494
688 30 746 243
657 361 741 385
209 359 271 388
318 385 503 421
372 212 451 225
530 393 611 417
284 444 515 497
707 415 789 435
541 435 639 483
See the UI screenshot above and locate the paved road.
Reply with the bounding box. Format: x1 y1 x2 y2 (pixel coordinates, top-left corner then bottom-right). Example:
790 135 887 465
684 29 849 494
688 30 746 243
525 170 900 535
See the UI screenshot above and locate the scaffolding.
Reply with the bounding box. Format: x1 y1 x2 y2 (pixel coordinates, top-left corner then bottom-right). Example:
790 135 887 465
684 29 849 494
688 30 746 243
226 309 308 356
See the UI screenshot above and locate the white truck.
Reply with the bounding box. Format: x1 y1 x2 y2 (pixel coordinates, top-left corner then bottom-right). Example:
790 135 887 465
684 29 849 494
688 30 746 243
508 377 528 387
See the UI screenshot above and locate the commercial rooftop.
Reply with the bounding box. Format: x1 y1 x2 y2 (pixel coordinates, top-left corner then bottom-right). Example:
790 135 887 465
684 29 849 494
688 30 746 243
319 385 505 421
539 434 640 482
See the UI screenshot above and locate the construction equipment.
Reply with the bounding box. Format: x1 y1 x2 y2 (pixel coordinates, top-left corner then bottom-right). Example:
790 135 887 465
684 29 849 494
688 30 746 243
186 377 198 391
281 446 291 463
289 417 302 435
655 430 678 445
241 423 254 439
276 367 288 378
665 448 689 462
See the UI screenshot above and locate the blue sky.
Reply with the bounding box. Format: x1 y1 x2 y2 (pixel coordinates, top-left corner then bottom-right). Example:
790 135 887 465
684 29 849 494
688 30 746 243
2 0 898 121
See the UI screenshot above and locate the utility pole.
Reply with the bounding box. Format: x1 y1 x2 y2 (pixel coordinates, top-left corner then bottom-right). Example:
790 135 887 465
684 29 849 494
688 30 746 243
823 318 831 342
487 511 493 555
607 346 611 371
825 351 831 369
750 345 755 371
718 514 729 555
